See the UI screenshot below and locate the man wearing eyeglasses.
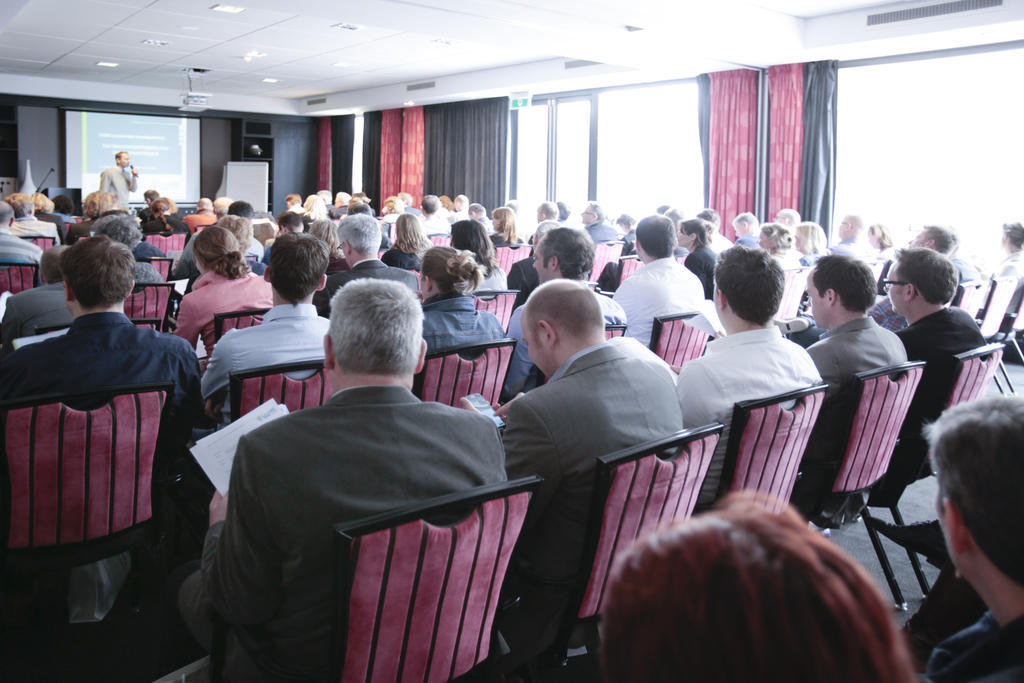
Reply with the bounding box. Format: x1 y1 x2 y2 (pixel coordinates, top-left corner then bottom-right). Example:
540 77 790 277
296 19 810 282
581 202 618 243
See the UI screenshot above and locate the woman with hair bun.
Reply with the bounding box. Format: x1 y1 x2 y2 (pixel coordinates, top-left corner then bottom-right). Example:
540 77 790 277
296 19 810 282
419 246 506 353
173 226 273 352
602 493 916 683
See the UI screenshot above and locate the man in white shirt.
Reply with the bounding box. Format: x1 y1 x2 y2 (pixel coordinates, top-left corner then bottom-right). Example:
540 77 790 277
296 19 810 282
0 200 43 263
613 214 705 348
201 232 330 423
420 194 451 235
676 245 821 506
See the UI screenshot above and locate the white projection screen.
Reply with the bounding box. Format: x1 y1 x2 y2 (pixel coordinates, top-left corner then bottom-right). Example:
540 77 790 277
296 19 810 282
65 111 201 204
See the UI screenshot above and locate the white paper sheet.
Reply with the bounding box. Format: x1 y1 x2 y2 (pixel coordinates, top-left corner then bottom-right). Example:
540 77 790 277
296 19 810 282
189 399 289 494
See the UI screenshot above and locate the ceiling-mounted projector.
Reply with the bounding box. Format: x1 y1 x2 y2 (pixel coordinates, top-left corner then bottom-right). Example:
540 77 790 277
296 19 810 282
179 91 211 112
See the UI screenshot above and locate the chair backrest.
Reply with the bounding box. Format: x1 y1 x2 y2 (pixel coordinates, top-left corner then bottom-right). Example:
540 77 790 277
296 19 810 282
146 233 186 253
604 324 626 339
649 313 708 368
0 383 170 566
228 360 333 421
831 362 926 494
20 235 55 251
0 261 38 295
494 245 532 273
776 268 810 319
574 426 723 621
618 255 642 285
139 256 174 281
952 280 986 318
946 343 1004 408
412 339 517 407
213 308 270 343
977 276 1018 338
589 241 623 282
124 283 174 327
473 290 519 332
719 384 828 510
429 235 451 247
332 476 541 682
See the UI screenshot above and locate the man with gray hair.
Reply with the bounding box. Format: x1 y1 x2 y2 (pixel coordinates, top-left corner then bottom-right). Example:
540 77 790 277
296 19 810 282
420 194 450 235
0 200 43 263
3 192 58 239
313 213 419 317
830 214 868 259
732 212 759 247
178 279 506 681
582 201 618 243
468 202 491 231
91 213 164 283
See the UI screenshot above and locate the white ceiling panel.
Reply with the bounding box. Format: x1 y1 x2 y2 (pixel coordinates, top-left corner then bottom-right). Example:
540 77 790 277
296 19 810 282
112 8 265 41
143 0 296 26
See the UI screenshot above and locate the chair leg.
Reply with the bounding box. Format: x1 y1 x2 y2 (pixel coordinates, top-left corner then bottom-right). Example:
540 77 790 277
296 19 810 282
890 506 931 595
997 360 1016 395
861 508 908 610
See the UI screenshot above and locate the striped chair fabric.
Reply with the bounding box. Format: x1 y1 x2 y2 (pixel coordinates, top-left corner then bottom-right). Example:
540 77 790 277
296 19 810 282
412 339 516 407
228 360 333 421
473 290 518 332
494 245 532 273
0 261 38 295
649 313 708 368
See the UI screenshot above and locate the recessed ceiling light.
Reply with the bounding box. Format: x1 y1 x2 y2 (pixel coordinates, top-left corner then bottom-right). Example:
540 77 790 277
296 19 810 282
141 38 170 46
332 61 351 67
96 61 119 68
179 25 200 31
432 38 455 46
242 50 267 62
403 100 415 106
331 22 361 31
210 4 246 13
262 77 278 83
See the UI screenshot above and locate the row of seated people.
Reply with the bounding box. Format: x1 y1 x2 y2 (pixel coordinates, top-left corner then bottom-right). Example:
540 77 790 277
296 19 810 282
0 206 1008 679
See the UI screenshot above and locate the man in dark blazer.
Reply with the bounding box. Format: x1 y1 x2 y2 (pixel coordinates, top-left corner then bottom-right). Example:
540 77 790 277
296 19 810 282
178 279 506 681
581 202 618 243
0 245 72 353
313 213 418 317
486 279 683 669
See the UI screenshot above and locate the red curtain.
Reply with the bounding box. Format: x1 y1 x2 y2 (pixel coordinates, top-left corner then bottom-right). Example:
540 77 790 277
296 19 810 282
400 106 425 208
707 69 759 241
767 63 804 220
380 108 403 206
317 117 331 191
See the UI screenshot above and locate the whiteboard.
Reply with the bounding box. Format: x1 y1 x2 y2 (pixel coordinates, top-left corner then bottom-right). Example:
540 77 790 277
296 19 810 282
215 161 269 212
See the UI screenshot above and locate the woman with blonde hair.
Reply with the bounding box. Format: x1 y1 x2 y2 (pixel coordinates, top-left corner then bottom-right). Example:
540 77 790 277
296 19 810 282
382 213 431 271
303 195 328 221
759 222 801 269
308 218 348 274
868 223 896 261
173 226 273 352
419 246 506 353
490 206 522 248
794 221 829 267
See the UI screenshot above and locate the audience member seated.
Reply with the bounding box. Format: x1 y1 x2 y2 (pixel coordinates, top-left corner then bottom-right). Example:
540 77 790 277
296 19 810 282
601 493 916 683
664 208 688 258
314 214 418 317
174 214 262 282
420 246 506 354
676 246 821 506
869 247 985 505
176 279 506 681
615 213 637 255
92 213 165 284
51 194 76 225
185 197 218 233
381 213 431 271
830 214 870 259
307 217 348 274
136 189 160 224
921 397 1024 682
679 218 717 299
774 208 801 227
141 197 188 236
451 194 469 223
536 201 558 227
613 214 705 348
795 221 829 266
490 206 522 248
4 192 58 240
251 213 278 250
68 191 117 243
379 195 403 228
30 192 67 243
452 218 506 290
0 200 43 263
868 222 896 262
467 202 491 231
697 208 730 254
302 194 328 222
556 200 572 224
173 226 273 353
503 227 627 398
582 202 618 243
261 211 303 266
759 221 802 268
329 191 350 220
790 255 908 521
226 201 264 261
0 236 200 450
1 245 71 353
997 221 1024 312
508 220 557 309
489 279 682 670
420 194 451 235
732 211 760 248
201 232 330 423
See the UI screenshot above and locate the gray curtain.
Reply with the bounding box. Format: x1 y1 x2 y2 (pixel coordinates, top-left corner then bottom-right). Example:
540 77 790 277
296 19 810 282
331 115 355 196
799 60 838 235
697 73 711 208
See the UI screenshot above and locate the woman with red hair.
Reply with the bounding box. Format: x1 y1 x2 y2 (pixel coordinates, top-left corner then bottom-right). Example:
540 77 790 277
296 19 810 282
602 493 916 683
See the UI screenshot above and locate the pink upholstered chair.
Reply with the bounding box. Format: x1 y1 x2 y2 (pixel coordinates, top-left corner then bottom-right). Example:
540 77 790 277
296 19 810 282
139 256 174 281
649 313 708 368
945 343 1004 407
19 235 55 251
429 235 451 247
412 339 516 407
494 245 532 273
976 276 1018 338
604 324 626 339
952 279 986 319
545 425 723 664
617 255 642 285
589 242 623 282
717 384 828 511
473 290 518 332
228 360 333 421
212 308 270 344
0 261 38 296
776 268 810 319
1 383 170 572
145 233 186 253
124 283 174 332
330 476 540 680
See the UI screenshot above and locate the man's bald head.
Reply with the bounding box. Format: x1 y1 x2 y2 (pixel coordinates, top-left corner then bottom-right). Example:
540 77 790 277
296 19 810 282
523 279 604 342
197 197 213 211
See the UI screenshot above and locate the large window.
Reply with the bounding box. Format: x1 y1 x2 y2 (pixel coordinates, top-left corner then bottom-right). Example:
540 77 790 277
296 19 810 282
514 104 548 221
554 99 591 214
836 48 1024 272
